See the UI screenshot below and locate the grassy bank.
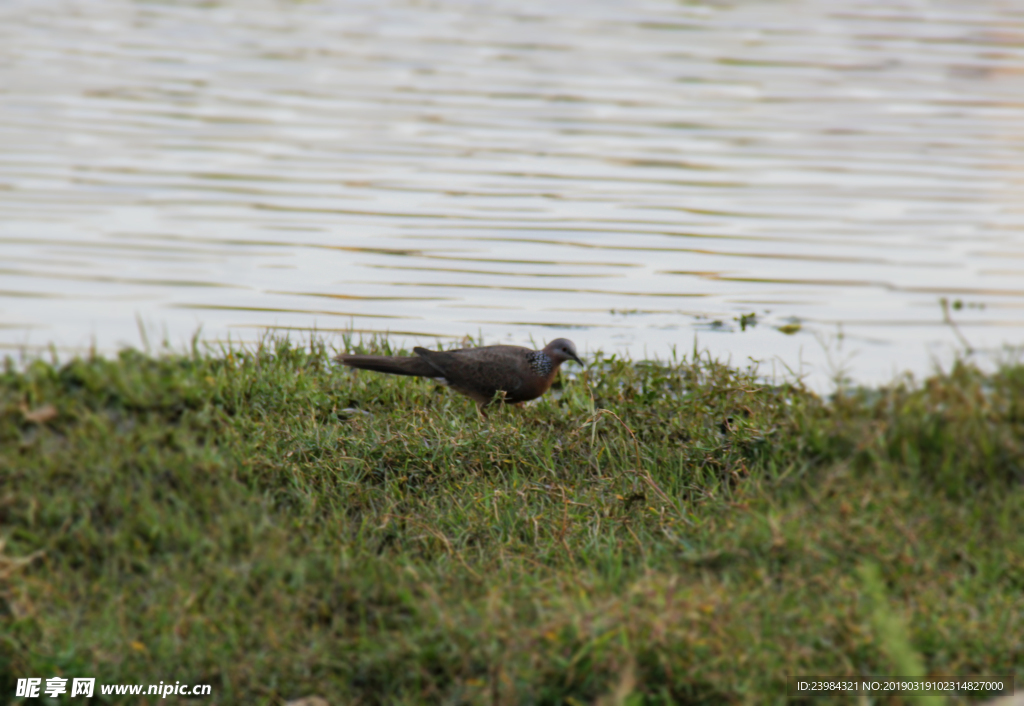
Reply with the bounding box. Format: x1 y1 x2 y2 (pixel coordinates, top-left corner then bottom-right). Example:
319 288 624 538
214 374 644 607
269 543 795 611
2 337 1022 704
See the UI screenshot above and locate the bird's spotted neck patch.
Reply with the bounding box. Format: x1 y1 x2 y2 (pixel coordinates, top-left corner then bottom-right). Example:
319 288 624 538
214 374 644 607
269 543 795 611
528 351 553 377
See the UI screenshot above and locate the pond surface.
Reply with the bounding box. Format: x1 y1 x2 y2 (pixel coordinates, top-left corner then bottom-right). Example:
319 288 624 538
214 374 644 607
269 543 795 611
2 0 1023 388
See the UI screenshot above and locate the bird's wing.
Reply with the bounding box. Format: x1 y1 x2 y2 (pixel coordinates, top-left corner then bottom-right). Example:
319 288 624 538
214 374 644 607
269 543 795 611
413 346 532 400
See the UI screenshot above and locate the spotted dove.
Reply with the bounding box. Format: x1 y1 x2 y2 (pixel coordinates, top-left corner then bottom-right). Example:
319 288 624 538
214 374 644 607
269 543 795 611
336 338 583 415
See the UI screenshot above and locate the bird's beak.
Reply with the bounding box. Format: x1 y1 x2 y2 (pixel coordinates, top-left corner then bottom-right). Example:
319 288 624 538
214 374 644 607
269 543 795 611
569 352 584 366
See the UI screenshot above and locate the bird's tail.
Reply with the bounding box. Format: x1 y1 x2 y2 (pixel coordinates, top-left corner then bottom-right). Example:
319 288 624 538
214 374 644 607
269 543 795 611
335 353 438 377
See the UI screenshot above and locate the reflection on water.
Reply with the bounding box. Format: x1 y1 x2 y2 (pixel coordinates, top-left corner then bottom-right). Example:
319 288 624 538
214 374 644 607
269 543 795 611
1 0 1023 387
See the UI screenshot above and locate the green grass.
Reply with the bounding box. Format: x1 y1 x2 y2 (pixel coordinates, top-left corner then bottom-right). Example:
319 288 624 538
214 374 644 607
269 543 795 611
1 336 1022 704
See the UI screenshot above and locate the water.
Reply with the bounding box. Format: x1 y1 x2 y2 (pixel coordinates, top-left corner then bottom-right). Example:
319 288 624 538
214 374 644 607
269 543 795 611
2 0 1023 388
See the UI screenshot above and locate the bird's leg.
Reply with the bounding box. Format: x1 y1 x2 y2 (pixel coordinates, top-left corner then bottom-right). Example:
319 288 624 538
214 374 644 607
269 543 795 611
478 390 509 420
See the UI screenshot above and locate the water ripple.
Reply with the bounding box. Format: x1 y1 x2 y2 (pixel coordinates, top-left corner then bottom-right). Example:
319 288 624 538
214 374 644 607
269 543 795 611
1 0 1022 387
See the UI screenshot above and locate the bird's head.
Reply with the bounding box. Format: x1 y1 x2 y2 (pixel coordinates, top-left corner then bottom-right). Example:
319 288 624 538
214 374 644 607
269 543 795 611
544 338 583 367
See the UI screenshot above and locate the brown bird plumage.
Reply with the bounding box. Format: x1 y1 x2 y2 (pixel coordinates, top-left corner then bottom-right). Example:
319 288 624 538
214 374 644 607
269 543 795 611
336 338 583 415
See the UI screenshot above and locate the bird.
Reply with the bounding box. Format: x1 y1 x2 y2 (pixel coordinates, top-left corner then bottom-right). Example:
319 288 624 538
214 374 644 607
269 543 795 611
335 338 584 415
